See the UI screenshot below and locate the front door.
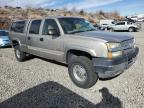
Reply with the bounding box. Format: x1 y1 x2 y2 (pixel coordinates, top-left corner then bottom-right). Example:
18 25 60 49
39 19 64 61
114 22 126 30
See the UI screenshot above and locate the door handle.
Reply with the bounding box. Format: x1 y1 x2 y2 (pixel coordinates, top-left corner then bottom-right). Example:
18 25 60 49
40 38 44 41
27 36 31 40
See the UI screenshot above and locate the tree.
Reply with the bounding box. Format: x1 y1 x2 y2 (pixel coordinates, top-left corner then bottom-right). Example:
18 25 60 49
62 7 67 12
99 10 105 16
79 9 85 16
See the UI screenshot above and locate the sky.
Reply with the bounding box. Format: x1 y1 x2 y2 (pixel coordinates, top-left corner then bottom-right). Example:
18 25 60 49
0 0 144 16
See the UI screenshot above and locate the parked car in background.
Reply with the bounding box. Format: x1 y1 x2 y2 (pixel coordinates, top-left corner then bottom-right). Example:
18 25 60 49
0 30 11 47
129 16 138 22
137 17 144 22
93 24 104 31
99 19 116 30
128 14 144 22
125 17 136 23
109 21 140 32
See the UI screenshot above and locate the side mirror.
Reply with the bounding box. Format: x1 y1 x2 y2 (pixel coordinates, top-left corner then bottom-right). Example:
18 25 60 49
48 29 60 36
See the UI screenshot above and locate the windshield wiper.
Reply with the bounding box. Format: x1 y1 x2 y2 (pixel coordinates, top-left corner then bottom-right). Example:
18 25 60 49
86 29 96 31
69 30 85 34
68 29 96 34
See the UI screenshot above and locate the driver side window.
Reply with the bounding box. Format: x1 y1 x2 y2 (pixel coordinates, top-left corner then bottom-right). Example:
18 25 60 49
42 19 60 35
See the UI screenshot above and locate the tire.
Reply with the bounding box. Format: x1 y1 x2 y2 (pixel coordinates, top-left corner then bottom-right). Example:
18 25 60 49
128 27 134 32
14 45 26 62
109 28 114 32
104 27 107 31
68 55 98 89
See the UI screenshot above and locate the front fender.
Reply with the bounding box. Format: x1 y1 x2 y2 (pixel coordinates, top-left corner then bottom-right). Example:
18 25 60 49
64 45 97 61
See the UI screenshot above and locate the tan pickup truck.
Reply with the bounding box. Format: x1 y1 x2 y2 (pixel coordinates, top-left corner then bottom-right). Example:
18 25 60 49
9 16 139 88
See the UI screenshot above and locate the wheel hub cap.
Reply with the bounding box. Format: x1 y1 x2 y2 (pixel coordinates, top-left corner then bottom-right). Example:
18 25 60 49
73 65 87 82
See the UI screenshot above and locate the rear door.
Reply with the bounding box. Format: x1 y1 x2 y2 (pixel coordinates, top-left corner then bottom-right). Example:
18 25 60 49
27 19 43 56
10 20 27 51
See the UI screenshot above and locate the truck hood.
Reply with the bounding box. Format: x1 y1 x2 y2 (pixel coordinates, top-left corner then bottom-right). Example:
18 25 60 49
74 31 133 42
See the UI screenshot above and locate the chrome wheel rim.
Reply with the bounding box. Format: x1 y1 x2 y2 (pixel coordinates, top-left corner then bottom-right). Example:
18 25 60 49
129 28 133 32
16 49 20 58
73 65 87 82
110 28 113 32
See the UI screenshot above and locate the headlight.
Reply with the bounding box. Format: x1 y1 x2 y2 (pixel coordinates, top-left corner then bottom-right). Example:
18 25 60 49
0 39 3 44
106 42 122 59
106 42 121 51
108 51 122 59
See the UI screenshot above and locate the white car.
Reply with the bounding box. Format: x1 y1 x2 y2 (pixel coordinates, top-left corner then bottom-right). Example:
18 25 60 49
109 21 140 32
99 20 115 30
130 16 138 22
137 18 144 22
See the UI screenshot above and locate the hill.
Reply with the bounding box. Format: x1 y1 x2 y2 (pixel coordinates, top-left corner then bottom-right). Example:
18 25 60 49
0 6 123 29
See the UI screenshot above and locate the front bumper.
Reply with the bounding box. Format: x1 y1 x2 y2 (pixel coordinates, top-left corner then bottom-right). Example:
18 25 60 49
92 47 139 78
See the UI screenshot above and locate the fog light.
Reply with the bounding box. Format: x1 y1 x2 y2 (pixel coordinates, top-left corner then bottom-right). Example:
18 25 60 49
108 51 122 59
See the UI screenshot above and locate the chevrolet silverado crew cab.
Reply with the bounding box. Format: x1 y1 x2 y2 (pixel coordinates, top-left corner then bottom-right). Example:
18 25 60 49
9 16 139 89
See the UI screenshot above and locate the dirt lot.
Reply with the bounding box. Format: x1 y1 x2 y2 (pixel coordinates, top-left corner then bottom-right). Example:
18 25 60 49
0 32 144 108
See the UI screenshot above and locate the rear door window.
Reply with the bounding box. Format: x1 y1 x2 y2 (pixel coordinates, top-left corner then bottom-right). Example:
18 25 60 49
29 20 42 34
116 22 125 25
11 21 26 33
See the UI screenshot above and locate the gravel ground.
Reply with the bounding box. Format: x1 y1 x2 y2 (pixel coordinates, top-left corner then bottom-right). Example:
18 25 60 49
0 32 144 108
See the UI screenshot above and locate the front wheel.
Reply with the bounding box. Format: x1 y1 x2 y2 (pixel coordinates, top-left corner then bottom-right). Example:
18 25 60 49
68 55 98 89
14 45 26 62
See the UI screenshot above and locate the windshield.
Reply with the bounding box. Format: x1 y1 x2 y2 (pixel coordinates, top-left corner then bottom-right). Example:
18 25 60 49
0 31 8 36
58 18 96 34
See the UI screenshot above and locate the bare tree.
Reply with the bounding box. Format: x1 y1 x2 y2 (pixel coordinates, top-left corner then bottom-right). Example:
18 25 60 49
62 7 67 13
79 9 85 16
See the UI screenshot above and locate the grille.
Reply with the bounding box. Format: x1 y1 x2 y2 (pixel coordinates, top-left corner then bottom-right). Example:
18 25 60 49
121 39 134 50
3 40 9 42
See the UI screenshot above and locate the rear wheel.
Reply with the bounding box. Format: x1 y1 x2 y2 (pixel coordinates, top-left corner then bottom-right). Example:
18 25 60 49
14 45 26 62
128 27 134 32
109 28 114 32
68 55 98 89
